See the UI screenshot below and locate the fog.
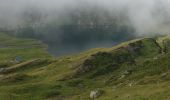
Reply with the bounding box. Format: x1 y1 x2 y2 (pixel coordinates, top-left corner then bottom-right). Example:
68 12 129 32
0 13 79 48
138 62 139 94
0 0 170 56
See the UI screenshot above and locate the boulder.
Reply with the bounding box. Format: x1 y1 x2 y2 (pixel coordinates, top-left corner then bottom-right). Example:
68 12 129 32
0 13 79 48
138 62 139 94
15 56 23 63
119 74 126 79
0 68 6 73
90 89 103 99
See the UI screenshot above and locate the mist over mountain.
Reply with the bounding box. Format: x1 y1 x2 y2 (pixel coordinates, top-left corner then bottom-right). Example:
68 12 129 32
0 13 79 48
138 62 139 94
0 1 170 99
0 0 170 56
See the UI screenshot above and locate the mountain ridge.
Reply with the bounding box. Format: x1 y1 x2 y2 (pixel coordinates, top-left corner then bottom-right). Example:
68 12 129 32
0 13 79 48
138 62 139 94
0 33 169 100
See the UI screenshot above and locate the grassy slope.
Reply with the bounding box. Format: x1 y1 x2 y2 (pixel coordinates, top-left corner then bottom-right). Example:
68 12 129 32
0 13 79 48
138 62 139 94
0 33 51 64
0 33 169 100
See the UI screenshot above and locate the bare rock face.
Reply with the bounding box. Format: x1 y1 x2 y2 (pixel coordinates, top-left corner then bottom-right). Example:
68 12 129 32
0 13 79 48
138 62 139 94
76 52 116 75
76 60 94 74
75 38 162 78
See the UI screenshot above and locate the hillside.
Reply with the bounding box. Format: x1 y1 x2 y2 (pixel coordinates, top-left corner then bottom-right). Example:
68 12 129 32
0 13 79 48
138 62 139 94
0 33 169 100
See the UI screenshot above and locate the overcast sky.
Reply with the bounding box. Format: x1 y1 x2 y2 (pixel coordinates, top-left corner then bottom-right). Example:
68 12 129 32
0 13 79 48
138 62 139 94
0 0 170 35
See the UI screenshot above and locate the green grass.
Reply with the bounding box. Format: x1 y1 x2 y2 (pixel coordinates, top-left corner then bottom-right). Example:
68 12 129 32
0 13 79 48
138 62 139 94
0 33 44 46
0 33 169 100
0 33 51 64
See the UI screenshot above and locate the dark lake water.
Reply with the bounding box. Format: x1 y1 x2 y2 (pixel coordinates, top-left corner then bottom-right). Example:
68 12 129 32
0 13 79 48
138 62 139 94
46 40 123 57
